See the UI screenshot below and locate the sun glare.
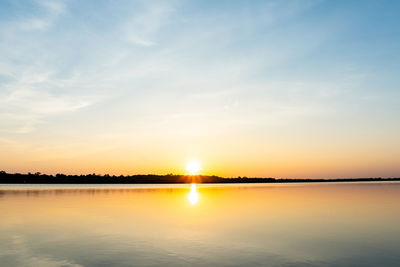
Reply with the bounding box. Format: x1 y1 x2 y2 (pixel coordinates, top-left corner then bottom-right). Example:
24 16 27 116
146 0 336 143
186 160 201 175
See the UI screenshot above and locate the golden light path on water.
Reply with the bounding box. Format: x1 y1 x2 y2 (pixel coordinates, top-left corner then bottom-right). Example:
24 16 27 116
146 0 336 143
188 183 199 205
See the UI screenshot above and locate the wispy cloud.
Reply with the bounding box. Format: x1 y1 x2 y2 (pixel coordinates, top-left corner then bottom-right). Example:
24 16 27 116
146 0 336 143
0 70 99 133
17 0 66 31
123 1 175 47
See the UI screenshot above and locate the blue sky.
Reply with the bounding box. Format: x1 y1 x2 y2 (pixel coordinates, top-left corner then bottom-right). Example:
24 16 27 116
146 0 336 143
0 0 399 177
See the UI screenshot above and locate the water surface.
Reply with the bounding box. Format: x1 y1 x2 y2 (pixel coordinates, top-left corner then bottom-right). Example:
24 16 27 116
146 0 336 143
1 182 399 266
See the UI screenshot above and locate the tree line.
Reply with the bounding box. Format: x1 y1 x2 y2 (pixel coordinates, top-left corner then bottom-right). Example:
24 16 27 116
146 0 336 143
0 171 399 184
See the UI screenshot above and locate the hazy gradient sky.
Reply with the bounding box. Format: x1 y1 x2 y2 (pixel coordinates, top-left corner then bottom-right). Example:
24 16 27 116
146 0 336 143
0 0 399 178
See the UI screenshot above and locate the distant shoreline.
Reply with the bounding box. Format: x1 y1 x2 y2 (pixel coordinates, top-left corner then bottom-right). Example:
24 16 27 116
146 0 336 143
1 171 399 184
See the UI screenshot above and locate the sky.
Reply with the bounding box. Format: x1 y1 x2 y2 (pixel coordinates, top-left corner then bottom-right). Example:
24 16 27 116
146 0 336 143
0 0 399 178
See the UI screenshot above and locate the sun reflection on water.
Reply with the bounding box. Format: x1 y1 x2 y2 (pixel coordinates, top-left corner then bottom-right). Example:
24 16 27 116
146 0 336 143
188 184 199 205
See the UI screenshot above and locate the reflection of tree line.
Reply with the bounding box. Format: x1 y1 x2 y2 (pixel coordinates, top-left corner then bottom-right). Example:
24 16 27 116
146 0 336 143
0 170 399 184
0 187 183 197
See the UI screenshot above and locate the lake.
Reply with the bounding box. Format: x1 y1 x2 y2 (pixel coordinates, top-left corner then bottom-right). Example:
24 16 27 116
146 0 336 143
0 182 399 266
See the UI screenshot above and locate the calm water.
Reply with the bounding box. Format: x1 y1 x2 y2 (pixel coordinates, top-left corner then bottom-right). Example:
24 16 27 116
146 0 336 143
0 182 400 267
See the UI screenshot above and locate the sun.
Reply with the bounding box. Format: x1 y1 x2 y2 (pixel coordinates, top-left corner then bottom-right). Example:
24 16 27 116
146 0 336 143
186 160 201 175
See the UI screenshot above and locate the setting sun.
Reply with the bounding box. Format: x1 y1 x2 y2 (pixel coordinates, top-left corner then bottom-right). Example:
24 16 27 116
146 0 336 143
186 160 201 175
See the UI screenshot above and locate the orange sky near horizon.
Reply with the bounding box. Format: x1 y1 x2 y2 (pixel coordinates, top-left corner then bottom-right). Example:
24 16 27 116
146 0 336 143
1 130 399 178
